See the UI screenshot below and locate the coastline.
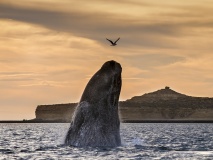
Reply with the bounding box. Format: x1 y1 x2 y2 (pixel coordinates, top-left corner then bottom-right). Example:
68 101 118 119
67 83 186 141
0 120 213 123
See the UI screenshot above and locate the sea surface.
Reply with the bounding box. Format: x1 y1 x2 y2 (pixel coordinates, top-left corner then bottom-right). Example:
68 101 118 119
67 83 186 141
0 123 212 160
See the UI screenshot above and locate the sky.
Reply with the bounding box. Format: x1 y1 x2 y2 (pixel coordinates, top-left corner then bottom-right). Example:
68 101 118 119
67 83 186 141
0 0 213 120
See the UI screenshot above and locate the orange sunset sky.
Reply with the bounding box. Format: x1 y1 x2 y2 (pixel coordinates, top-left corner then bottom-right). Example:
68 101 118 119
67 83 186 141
0 0 213 120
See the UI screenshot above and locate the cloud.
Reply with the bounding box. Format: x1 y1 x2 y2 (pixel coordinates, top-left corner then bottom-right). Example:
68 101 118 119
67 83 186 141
0 3 185 49
1 1 213 51
123 54 185 70
0 72 42 81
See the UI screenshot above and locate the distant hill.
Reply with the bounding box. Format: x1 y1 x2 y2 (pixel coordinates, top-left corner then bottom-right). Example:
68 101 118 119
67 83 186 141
35 87 213 122
127 86 188 102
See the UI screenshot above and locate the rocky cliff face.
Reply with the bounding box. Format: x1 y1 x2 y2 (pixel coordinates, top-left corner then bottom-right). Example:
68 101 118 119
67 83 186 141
36 103 77 122
120 87 213 120
35 87 213 122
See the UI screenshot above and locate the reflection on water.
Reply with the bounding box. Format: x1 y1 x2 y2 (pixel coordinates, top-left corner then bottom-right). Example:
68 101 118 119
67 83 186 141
0 123 212 159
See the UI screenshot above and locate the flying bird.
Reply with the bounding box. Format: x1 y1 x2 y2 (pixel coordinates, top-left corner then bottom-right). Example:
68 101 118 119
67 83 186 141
106 37 120 46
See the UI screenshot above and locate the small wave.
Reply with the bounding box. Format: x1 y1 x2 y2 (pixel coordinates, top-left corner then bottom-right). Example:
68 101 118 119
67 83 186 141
0 148 14 154
132 137 144 146
195 151 213 156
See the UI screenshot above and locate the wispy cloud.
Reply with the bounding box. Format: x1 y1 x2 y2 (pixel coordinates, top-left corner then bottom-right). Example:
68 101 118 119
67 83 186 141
0 3 191 48
0 72 43 81
19 80 73 87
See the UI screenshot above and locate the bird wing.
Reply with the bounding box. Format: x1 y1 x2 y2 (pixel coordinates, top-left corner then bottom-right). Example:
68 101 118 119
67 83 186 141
114 37 120 43
106 38 114 44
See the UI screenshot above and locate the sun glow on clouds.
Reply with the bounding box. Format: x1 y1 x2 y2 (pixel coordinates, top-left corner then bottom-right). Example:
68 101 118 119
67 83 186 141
0 0 213 119
0 20 103 119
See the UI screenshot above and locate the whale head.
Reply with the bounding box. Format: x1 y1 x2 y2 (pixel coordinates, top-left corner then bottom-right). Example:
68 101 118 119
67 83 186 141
81 60 122 106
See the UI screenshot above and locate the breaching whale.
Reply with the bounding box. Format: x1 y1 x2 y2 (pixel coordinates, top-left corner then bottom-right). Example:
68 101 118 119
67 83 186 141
65 60 122 147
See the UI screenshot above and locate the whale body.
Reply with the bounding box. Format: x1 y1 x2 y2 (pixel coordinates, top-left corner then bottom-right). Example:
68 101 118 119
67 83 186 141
65 60 122 147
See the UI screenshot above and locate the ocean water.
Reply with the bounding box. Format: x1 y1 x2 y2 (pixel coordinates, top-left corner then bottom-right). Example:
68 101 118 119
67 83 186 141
0 123 212 160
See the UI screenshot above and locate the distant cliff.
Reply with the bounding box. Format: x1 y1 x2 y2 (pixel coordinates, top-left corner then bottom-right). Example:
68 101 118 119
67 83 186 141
36 103 77 122
35 87 213 122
